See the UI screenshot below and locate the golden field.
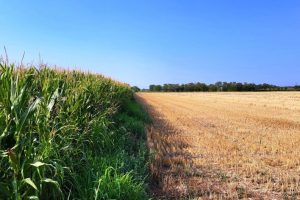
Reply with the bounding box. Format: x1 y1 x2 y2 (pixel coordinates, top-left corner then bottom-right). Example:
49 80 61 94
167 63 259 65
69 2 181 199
136 92 300 199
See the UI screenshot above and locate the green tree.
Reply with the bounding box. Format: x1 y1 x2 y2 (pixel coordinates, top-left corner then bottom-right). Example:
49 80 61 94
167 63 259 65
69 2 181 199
131 86 140 92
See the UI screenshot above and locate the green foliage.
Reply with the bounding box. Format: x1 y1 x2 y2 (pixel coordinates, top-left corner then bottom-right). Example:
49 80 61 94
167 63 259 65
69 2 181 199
94 167 145 200
149 82 298 92
0 62 149 199
149 84 162 92
131 86 141 92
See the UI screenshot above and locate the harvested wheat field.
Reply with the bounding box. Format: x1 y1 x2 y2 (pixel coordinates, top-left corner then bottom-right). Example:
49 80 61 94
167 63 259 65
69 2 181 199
136 92 300 199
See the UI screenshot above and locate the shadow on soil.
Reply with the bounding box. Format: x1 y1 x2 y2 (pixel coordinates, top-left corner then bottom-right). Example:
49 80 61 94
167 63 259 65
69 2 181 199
135 95 234 199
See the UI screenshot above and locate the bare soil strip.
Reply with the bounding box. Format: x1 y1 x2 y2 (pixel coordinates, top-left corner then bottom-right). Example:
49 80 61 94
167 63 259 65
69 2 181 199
136 92 300 199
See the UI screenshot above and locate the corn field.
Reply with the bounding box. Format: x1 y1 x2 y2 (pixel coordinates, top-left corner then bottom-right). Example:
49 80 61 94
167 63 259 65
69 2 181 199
0 61 149 199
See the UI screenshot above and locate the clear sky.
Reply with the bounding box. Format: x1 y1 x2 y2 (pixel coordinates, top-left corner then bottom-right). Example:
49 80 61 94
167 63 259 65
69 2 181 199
1 0 300 88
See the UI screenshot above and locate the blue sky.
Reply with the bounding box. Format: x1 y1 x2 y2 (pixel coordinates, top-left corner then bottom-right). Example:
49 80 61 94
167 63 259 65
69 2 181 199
1 0 300 88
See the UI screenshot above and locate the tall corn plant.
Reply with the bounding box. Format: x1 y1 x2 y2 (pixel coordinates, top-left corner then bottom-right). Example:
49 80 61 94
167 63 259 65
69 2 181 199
0 61 137 199
0 64 64 199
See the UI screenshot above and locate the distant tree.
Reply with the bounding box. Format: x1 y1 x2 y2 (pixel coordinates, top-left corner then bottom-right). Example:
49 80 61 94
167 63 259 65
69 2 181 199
215 81 223 91
208 84 218 92
295 85 300 91
221 82 227 91
236 83 243 91
149 81 289 92
153 85 162 91
227 82 237 91
131 86 140 92
178 84 185 92
149 85 155 91
163 84 170 92
245 83 256 91
149 85 162 91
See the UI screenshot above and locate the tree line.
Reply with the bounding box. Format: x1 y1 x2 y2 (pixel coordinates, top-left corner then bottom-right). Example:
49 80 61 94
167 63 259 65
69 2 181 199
145 82 300 92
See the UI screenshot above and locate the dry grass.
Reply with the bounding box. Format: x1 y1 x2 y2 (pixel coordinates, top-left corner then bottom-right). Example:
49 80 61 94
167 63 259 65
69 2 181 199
136 92 300 199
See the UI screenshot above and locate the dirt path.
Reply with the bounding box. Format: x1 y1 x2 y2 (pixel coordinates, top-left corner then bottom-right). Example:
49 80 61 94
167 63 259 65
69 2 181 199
136 92 300 199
